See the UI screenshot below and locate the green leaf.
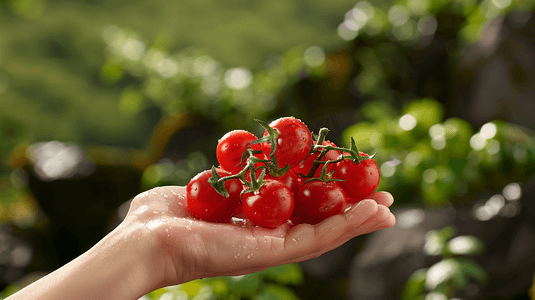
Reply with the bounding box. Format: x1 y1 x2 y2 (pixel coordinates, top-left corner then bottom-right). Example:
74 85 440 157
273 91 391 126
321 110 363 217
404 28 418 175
457 257 488 286
403 98 444 130
254 283 301 300
424 227 455 256
207 277 230 299
223 273 262 298
447 236 485 255
259 264 305 285
349 136 360 163
180 279 205 298
207 166 228 197
425 258 461 290
401 268 428 300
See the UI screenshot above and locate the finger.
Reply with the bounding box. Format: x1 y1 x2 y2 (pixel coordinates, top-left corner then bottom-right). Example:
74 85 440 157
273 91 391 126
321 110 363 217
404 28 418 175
274 199 380 265
357 204 394 235
365 191 394 207
371 212 396 231
129 186 191 219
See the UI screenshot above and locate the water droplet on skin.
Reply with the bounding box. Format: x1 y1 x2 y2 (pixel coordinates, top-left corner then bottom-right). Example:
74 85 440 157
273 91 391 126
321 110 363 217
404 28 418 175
234 253 241 259
247 254 253 259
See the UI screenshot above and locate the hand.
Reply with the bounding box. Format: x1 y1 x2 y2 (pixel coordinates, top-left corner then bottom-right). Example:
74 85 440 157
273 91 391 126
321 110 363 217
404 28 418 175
126 186 396 291
5 186 395 300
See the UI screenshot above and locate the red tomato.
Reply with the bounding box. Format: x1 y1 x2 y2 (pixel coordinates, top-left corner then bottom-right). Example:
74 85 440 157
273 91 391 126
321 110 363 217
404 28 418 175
186 169 243 222
263 117 312 169
332 153 380 200
267 169 300 195
216 130 266 174
293 140 340 178
241 179 294 228
291 180 346 225
245 168 300 195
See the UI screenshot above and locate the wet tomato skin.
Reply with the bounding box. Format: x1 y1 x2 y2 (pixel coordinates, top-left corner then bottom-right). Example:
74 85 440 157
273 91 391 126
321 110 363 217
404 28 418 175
186 169 243 222
291 180 346 225
293 140 339 178
241 179 294 228
332 153 380 200
263 117 312 169
216 130 266 174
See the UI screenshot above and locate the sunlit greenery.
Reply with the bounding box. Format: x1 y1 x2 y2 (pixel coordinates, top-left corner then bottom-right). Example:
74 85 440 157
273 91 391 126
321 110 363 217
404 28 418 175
1 0 535 298
402 227 488 300
141 264 304 300
342 98 535 207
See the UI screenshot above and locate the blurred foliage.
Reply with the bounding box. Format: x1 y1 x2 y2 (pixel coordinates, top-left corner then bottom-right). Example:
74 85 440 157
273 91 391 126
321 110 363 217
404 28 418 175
1 0 535 298
343 98 535 207
0 263 304 299
136 264 303 300
402 227 488 300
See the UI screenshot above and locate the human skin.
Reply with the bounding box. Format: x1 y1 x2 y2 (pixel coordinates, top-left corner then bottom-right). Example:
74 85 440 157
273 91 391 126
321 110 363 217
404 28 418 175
6 186 395 300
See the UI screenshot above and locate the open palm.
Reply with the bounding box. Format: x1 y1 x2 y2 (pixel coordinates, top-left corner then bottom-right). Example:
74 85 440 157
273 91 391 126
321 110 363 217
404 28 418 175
124 186 396 286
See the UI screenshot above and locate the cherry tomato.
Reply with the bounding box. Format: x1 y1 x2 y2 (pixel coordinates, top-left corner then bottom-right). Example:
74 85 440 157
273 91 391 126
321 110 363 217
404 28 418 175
245 168 300 195
267 169 300 195
293 140 340 178
186 169 243 222
263 117 312 169
291 180 346 225
241 179 294 228
216 130 266 174
332 153 380 201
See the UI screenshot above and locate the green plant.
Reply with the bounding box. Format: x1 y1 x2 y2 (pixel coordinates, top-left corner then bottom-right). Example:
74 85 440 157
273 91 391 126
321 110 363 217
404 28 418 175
141 263 304 300
342 98 535 207
402 227 488 300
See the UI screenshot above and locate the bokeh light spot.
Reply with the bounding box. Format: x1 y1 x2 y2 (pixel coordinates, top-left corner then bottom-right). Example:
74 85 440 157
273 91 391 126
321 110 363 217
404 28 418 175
485 139 500 155
224 68 252 90
429 124 446 138
492 0 512 9
408 0 429 15
480 122 497 139
503 183 521 201
404 151 422 166
122 39 145 61
418 16 437 36
431 136 446 150
156 58 179 78
338 23 359 41
423 168 437 184
304 46 325 67
399 114 417 131
392 20 415 41
388 5 410 26
380 162 396 177
469 133 487 151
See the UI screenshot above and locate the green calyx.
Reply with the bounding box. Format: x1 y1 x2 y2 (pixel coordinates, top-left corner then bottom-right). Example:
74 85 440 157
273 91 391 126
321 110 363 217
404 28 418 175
303 129 377 180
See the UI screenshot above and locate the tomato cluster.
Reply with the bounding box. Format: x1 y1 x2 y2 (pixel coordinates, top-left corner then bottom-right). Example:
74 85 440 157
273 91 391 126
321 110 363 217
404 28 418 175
185 116 380 228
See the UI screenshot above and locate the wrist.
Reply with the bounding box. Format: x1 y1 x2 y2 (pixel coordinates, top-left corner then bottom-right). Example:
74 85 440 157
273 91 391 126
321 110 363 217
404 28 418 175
92 220 158 299
5 218 157 300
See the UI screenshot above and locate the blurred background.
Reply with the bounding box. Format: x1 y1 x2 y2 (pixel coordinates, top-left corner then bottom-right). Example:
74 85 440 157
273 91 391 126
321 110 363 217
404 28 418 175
1 0 535 299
